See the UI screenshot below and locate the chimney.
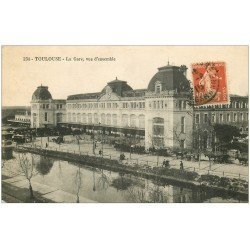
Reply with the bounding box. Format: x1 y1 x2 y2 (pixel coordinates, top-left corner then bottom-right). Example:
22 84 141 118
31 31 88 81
180 65 188 77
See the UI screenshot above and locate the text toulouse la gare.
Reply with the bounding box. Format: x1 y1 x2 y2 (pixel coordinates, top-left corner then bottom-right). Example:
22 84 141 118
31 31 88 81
23 56 116 62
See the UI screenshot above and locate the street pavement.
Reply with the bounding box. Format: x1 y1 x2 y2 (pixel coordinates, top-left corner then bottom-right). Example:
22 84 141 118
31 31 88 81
27 135 249 181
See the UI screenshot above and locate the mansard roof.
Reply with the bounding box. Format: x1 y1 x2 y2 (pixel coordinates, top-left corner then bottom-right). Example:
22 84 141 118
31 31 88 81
147 64 190 93
32 86 52 101
67 92 101 100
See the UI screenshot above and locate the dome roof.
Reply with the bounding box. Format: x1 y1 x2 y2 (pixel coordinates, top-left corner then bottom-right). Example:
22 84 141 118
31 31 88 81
101 77 133 96
148 64 190 92
32 86 52 101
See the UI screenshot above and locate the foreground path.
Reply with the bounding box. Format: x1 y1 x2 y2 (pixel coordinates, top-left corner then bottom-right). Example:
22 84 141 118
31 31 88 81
2 174 96 203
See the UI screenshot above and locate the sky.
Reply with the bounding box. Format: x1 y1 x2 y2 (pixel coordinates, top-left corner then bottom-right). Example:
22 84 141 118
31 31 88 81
2 46 248 106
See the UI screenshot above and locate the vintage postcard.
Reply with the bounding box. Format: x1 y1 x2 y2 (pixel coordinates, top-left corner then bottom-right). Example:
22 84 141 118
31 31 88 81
1 46 248 203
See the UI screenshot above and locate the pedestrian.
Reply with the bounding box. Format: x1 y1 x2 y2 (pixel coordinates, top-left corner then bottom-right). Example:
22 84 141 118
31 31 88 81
45 142 48 148
165 160 170 168
180 161 184 170
162 159 166 167
99 149 102 156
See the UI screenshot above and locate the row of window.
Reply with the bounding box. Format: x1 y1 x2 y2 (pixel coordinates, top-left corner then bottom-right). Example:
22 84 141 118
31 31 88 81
15 118 30 122
149 100 167 109
32 112 63 123
68 101 146 110
195 112 249 124
231 101 248 109
122 102 145 109
67 113 145 128
56 104 63 109
196 102 248 110
35 104 64 109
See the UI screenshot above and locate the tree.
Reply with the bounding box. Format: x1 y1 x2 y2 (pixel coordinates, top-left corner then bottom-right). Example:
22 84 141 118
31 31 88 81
18 153 37 201
75 165 82 203
213 124 241 144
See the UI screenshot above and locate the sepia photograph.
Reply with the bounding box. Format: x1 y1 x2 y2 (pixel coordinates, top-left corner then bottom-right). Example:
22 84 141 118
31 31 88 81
1 45 249 203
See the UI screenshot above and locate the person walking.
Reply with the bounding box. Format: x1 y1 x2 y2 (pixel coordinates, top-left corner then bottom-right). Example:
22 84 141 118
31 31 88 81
180 161 184 170
99 149 102 156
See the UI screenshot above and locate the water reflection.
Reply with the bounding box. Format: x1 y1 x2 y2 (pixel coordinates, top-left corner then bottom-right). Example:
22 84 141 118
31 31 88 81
2 147 13 160
2 151 247 203
97 169 110 191
111 172 140 191
35 156 54 176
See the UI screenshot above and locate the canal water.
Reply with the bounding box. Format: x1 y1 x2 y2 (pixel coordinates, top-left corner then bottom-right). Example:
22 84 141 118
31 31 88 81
2 151 246 203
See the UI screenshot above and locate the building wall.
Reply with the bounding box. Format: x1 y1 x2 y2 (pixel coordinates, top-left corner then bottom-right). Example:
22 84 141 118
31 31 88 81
31 100 66 128
66 97 146 129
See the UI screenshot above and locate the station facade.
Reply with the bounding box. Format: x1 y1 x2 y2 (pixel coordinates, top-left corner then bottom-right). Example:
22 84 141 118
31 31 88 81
30 63 248 150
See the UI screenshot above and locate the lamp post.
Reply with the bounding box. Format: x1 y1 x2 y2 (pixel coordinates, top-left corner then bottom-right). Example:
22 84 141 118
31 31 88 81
92 124 95 155
130 145 134 160
99 122 104 157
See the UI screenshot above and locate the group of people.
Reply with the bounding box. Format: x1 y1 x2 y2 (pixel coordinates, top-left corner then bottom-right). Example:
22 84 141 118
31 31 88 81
162 159 170 168
162 159 184 170
119 153 126 161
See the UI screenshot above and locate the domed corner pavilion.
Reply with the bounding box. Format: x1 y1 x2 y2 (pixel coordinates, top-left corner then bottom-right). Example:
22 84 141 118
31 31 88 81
144 63 193 150
31 85 66 128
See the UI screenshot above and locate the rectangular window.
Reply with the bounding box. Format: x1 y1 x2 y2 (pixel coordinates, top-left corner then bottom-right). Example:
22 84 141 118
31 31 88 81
45 112 48 122
211 114 215 123
233 113 237 122
247 113 248 121
240 113 243 121
180 140 185 149
204 114 208 123
195 114 200 124
179 100 182 110
181 117 185 133
183 101 186 109
219 114 223 123
227 113 231 122
153 101 156 109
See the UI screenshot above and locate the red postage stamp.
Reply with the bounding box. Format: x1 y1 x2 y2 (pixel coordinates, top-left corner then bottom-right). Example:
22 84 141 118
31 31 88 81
191 62 229 106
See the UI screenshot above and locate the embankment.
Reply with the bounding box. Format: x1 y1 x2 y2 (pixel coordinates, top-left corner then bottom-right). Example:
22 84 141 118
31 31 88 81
15 146 248 201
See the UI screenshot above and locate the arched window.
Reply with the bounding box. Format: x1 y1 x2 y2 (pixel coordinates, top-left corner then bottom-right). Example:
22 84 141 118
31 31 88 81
56 113 63 123
155 81 162 93
77 113 81 123
94 113 99 124
88 113 92 124
101 113 106 124
107 114 111 125
82 113 86 123
139 114 145 129
152 117 164 148
112 114 117 126
130 114 137 127
122 114 129 127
